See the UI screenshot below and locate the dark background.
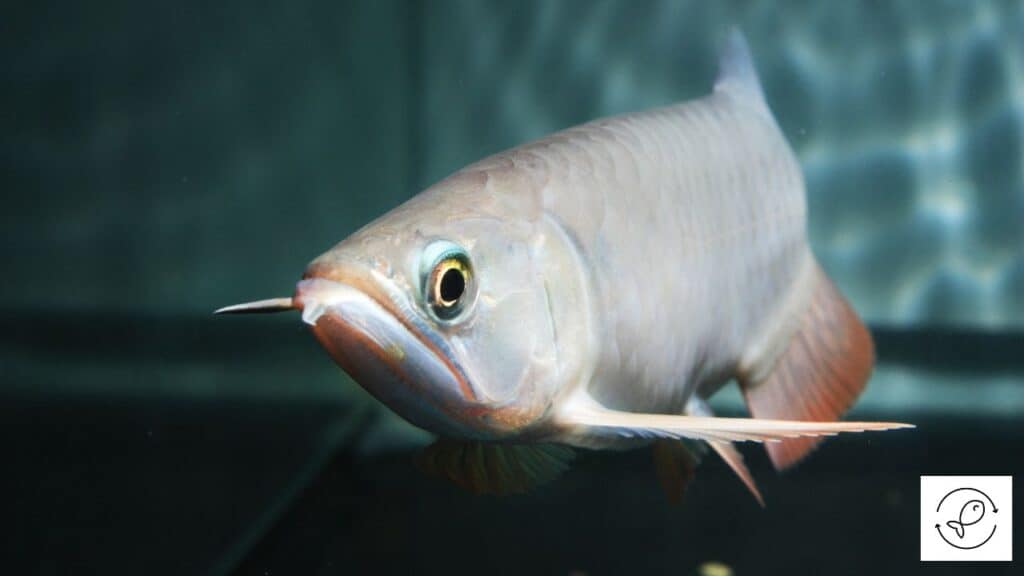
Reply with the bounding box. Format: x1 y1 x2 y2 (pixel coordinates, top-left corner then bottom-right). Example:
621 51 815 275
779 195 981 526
3 1 1022 574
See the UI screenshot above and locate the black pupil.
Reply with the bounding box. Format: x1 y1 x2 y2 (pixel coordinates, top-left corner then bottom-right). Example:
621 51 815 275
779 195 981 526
439 268 465 304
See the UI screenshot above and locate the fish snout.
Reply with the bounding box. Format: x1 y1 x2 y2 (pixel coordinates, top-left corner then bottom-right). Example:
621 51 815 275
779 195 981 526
292 277 486 437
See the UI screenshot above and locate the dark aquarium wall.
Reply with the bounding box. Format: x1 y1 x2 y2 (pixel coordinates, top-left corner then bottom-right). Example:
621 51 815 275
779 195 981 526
3 1 1022 574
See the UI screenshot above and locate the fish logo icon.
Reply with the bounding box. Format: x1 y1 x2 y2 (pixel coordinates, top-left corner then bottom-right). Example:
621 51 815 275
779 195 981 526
935 488 999 550
946 499 985 539
921 475 1012 561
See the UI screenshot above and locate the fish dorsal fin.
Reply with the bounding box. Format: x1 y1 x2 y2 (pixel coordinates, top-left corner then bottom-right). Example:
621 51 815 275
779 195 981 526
738 261 878 470
713 28 769 114
415 437 574 495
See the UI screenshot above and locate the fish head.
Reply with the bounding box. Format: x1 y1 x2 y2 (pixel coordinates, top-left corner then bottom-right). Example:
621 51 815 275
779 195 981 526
960 499 985 525
295 171 594 440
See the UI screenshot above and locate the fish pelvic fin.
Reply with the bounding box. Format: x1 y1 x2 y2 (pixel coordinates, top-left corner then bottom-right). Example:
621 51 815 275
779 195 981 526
946 520 966 539
415 438 574 495
686 397 764 507
708 440 764 507
738 260 888 470
652 439 702 505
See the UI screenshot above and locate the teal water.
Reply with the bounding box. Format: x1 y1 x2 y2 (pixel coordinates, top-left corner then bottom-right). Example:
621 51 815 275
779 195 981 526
3 1 1022 574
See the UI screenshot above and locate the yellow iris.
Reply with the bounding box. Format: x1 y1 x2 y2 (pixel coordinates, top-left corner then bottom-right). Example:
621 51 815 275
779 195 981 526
431 257 470 309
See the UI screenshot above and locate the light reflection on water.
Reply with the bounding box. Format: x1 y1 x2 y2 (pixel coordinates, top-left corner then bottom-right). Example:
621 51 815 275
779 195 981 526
421 0 1024 329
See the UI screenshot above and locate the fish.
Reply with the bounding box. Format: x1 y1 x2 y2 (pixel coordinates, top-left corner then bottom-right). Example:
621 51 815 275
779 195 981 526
946 499 985 539
217 30 913 502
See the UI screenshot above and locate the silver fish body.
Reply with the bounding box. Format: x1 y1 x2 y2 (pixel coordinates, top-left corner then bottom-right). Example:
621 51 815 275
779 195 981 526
220 31 911 496
500 81 810 420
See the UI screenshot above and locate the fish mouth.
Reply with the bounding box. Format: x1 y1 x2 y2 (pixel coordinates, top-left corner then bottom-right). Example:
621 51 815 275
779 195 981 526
293 269 483 436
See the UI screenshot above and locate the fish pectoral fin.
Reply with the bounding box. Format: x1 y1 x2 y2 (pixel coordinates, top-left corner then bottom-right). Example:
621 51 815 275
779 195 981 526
946 520 965 539
555 399 913 446
415 437 574 495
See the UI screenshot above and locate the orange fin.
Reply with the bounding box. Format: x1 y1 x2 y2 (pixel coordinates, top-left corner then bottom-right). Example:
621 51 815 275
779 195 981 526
739 263 876 470
652 440 702 504
416 437 574 495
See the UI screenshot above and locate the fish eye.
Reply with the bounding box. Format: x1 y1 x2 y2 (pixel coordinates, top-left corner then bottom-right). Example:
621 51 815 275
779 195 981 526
421 241 474 322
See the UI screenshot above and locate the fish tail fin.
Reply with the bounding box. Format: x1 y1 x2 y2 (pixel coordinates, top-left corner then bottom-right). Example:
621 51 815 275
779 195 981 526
738 260 878 470
946 520 966 539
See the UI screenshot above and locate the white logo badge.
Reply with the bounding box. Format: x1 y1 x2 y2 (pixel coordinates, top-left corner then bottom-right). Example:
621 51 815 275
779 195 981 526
921 475 1012 561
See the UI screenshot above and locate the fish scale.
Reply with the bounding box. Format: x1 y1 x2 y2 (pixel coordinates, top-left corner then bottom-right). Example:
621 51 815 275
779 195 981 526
504 92 806 414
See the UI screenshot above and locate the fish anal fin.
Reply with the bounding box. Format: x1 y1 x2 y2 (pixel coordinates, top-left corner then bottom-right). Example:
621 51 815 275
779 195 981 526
415 437 574 495
652 440 700 505
739 263 876 470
